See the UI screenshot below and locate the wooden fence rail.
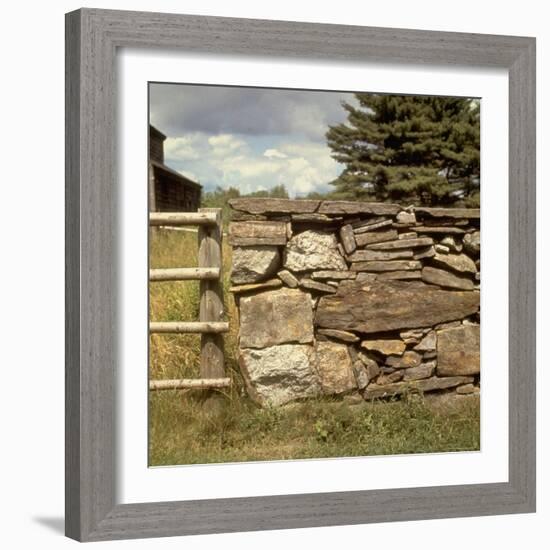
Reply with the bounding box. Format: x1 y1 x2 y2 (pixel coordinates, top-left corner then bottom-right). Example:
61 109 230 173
149 208 229 394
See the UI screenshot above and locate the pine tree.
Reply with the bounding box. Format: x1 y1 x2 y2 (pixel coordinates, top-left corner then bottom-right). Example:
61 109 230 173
326 94 480 206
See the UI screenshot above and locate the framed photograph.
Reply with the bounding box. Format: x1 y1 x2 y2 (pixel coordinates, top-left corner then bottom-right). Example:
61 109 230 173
65 8 536 542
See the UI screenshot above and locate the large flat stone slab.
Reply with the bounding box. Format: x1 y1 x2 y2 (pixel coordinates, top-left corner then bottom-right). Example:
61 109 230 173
318 201 400 216
228 221 287 246
239 344 320 406
229 198 319 214
437 325 480 376
415 207 480 219
239 287 313 348
315 280 479 334
363 375 475 399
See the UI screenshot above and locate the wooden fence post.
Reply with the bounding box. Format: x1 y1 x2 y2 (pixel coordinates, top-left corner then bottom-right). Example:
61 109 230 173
197 208 226 409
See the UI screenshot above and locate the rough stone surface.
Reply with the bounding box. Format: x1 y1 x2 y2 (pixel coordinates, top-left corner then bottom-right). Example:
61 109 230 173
239 288 313 348
315 341 356 395
441 236 463 253
396 211 416 224
352 361 370 390
414 330 437 351
311 270 356 281
456 383 478 395
228 221 287 246
317 329 359 343
377 370 404 384
355 229 399 247
277 269 299 288
339 224 357 254
230 279 282 294
361 339 406 356
422 266 475 290
431 252 477 274
348 249 413 262
315 280 480 334
413 246 436 260
318 201 400 216
416 226 466 234
353 219 393 233
463 230 481 256
415 207 480 219
402 361 436 381
299 278 337 294
398 232 418 240
386 350 422 369
231 246 281 284
284 230 347 272
437 325 480 376
363 375 475 400
351 260 422 272
366 237 434 250
239 344 320 406
229 198 319 214
376 270 422 281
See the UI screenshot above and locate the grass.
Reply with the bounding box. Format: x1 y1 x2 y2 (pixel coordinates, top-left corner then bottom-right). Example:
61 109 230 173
149 228 480 466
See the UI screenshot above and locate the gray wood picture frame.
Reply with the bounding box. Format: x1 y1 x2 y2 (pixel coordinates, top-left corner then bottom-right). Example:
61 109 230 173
65 8 536 542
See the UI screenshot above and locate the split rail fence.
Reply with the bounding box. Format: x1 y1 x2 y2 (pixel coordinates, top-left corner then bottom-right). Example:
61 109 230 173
148 208 231 392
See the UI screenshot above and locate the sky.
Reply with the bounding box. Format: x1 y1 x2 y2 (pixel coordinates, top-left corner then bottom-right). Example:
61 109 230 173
149 83 356 197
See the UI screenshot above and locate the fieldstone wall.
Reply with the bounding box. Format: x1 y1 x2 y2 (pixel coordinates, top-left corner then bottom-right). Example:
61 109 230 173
228 198 480 407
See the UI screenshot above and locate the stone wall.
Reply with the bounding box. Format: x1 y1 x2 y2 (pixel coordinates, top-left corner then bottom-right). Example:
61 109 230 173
228 198 480 407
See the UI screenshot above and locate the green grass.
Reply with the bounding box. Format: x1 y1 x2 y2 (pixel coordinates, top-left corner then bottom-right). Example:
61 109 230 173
149 229 480 466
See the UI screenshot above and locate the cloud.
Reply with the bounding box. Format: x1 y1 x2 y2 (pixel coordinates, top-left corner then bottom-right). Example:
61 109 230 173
263 148 287 159
150 84 354 141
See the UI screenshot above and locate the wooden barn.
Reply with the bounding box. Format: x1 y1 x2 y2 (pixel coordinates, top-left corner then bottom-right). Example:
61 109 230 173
149 125 202 212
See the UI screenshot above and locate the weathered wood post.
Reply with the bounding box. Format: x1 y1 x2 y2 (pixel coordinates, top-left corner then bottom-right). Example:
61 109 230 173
197 207 226 411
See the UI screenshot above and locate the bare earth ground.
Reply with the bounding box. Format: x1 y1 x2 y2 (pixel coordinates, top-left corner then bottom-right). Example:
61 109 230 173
149 229 480 466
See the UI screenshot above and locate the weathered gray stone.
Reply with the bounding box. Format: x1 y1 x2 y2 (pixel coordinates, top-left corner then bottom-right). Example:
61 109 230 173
376 270 422 281
361 339 405 356
291 213 337 223
422 266 475 290
229 198 319 214
277 269 299 288
318 201 400 216
315 280 480 334
413 246 436 260
353 219 393 233
402 361 436 381
351 361 370 390
400 328 429 344
339 224 357 254
441 236 463 253
315 341 357 395
437 325 480 376
355 229 399 247
230 279 282 294
396 211 416 224
239 344 320 406
415 207 480 219
435 244 450 254
299 278 337 294
456 383 478 395
239 288 313 348
311 270 356 281
431 252 477 274
363 375 475 400
398 232 418 240
351 260 422 272
228 221 287 246
463 230 481 256
377 370 404 385
348 249 413 262
231 246 281 284
317 329 359 343
414 330 437 351
284 230 347 272
366 237 434 250
386 350 422 369
357 353 380 380
416 226 466 234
